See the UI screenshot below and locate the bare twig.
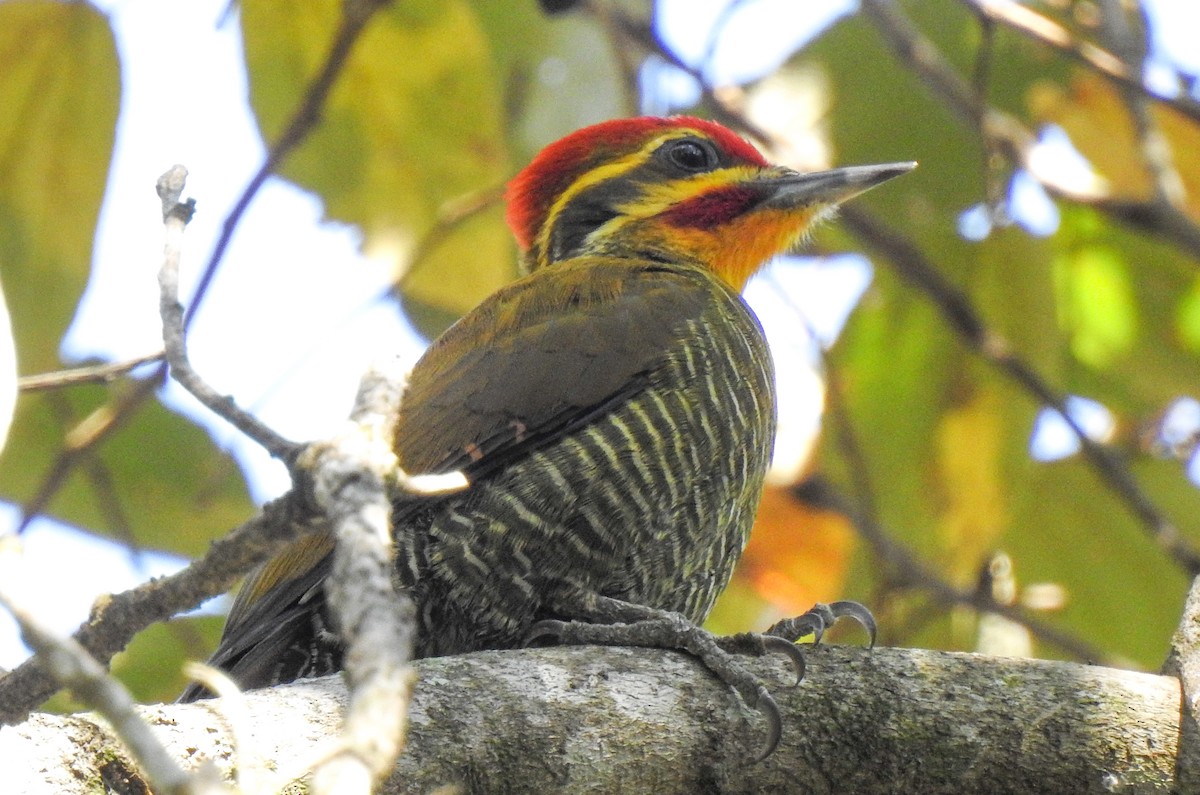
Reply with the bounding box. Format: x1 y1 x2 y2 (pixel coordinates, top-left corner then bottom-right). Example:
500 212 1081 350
17 352 165 392
156 165 300 461
0 497 320 725
0 542 229 795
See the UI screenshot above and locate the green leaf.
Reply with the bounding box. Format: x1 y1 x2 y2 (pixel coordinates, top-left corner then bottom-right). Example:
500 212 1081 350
1 386 253 557
112 616 225 706
1054 206 1198 414
1006 458 1192 667
1178 276 1200 354
38 617 225 712
1054 244 1137 368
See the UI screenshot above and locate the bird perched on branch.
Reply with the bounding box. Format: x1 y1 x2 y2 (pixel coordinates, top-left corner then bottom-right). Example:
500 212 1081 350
181 115 912 755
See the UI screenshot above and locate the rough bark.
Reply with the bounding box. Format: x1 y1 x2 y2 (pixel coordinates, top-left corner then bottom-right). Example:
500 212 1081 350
1 645 1188 794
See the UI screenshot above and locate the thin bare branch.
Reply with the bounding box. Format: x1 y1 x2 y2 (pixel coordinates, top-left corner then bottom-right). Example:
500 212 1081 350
0 496 320 725
305 361 417 794
156 165 300 461
0 543 229 795
17 352 165 392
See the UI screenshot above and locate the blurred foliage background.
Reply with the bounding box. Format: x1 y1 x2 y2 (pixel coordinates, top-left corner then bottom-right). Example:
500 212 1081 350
1 0 1199 707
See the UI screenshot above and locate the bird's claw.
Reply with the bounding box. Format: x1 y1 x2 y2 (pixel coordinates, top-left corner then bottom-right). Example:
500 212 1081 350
760 635 806 686
752 684 782 762
521 611 790 761
765 600 877 648
828 600 878 648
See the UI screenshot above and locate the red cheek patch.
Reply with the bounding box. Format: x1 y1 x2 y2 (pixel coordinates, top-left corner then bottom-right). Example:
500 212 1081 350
661 186 761 228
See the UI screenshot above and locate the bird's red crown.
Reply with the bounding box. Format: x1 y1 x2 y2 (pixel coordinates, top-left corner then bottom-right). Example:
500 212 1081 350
505 116 767 252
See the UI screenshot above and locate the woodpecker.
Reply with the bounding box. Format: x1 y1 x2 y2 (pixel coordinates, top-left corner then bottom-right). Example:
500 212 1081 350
182 116 912 754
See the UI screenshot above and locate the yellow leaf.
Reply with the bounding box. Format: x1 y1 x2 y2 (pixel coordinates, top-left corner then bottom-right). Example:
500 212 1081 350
241 0 514 319
1029 72 1200 220
0 0 118 371
935 390 1008 576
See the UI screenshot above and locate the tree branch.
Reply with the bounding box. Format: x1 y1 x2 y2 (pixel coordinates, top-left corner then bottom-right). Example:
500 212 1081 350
0 546 228 795
16 353 165 392
3 645 1188 794
156 165 300 461
299 360 419 794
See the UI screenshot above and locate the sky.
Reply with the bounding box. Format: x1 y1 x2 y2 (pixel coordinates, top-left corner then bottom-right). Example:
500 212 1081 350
0 0 1197 670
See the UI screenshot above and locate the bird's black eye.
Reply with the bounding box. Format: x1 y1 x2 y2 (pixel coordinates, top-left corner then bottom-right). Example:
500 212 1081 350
662 138 718 173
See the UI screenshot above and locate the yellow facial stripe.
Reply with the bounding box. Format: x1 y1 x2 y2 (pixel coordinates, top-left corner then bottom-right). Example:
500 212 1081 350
534 128 717 270
616 166 765 216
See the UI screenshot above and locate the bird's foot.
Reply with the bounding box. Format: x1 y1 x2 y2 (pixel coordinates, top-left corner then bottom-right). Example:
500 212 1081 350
526 610 802 761
764 600 877 647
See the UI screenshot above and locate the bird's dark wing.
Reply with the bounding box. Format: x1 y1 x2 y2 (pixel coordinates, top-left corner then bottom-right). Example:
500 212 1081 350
178 532 336 701
396 257 721 477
